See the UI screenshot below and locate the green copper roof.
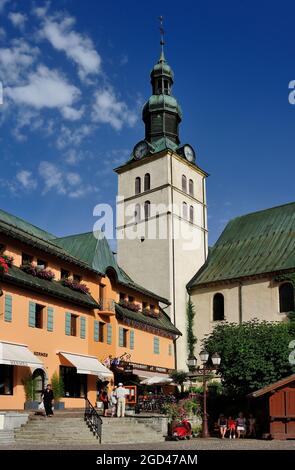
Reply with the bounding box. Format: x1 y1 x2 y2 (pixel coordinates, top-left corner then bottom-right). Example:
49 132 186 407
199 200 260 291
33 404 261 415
3 266 100 309
187 202 295 290
143 94 182 118
0 208 55 241
115 303 181 336
151 61 174 80
55 231 170 304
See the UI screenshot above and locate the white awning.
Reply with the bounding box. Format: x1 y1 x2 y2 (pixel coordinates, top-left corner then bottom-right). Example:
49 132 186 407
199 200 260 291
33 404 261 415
0 341 43 368
58 351 112 380
140 375 173 385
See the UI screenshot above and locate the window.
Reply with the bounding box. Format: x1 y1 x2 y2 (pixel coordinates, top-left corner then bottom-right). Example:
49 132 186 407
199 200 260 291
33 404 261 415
37 259 47 269
119 327 128 347
150 304 155 311
60 366 87 398
182 175 187 193
279 283 294 313
135 177 141 195
157 79 162 94
119 292 125 302
164 79 169 94
144 201 151 220
135 204 141 223
0 244 5 254
22 252 33 265
128 296 134 303
213 293 225 321
182 202 188 219
99 284 105 302
61 269 70 279
153 336 160 354
35 304 44 329
73 274 82 282
189 179 194 197
144 173 151 191
189 205 194 223
142 302 148 310
71 314 77 336
0 365 13 395
168 344 173 356
99 322 105 342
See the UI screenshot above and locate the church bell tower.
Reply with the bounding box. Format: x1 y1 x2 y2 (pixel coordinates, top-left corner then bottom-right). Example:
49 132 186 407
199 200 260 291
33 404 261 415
115 20 208 370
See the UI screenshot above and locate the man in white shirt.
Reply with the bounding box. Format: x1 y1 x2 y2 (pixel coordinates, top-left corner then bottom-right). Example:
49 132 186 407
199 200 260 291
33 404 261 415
115 383 128 417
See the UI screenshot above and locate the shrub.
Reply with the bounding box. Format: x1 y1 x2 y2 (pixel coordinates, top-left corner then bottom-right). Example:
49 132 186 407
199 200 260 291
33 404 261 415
51 372 64 401
22 375 37 401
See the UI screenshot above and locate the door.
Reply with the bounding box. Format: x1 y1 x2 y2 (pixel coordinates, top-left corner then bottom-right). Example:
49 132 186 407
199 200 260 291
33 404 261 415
33 369 45 402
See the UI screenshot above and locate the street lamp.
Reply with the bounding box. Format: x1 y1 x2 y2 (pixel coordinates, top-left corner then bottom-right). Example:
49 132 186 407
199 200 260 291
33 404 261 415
187 354 198 371
199 350 221 438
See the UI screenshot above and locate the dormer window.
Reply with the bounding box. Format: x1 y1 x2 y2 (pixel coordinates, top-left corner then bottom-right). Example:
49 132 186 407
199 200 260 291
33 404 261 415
22 253 33 265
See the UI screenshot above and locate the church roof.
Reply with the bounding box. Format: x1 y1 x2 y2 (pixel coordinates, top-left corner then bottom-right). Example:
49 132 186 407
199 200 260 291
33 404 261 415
187 202 295 290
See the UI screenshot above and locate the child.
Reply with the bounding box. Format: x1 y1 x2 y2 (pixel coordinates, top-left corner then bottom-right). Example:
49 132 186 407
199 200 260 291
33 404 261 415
217 414 227 438
228 416 236 439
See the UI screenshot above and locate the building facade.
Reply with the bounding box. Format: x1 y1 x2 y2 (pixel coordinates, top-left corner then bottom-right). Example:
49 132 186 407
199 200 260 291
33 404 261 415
187 202 295 354
0 209 179 410
116 48 208 370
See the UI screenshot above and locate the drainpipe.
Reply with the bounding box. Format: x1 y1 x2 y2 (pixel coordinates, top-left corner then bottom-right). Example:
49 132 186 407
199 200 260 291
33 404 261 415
238 282 243 324
170 153 177 369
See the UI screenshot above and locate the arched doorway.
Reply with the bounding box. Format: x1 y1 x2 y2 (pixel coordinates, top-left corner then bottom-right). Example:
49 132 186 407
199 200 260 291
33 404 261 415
32 369 45 402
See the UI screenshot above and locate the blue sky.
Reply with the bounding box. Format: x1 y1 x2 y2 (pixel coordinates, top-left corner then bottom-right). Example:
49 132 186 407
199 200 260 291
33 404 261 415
0 0 295 247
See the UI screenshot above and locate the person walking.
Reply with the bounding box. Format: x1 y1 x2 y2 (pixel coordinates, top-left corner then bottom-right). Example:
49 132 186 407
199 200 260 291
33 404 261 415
41 384 54 417
99 389 109 417
110 386 117 417
116 383 128 418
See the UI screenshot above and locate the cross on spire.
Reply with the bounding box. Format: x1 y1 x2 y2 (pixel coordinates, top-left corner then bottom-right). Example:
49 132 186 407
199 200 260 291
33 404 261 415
158 16 165 63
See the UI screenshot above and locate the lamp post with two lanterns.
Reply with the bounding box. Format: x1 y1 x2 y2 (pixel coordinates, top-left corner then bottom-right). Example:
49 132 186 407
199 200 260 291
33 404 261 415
187 350 221 438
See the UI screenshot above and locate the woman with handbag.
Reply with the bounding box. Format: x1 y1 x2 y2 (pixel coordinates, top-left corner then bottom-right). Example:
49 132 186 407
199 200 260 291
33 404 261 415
41 384 54 417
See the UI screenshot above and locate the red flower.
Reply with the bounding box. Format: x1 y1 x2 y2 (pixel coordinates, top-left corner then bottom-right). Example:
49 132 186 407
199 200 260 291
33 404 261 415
0 256 9 274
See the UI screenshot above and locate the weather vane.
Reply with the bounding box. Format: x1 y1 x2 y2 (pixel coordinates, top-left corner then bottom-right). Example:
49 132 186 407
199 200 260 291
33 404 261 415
158 16 165 61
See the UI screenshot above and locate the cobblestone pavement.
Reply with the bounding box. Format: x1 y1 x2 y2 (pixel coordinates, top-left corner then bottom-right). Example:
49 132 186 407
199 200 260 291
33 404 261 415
1 438 295 451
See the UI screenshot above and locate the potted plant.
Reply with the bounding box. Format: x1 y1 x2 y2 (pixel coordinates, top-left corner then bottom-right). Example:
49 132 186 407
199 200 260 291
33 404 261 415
22 375 39 410
51 372 65 410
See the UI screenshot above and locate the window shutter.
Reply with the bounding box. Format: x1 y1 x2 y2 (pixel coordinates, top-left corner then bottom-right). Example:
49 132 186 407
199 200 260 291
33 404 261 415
80 317 86 339
153 336 160 354
65 312 71 335
130 330 135 350
4 294 12 322
47 307 54 332
169 343 172 356
119 327 124 347
107 324 112 345
94 320 99 342
28 301 36 327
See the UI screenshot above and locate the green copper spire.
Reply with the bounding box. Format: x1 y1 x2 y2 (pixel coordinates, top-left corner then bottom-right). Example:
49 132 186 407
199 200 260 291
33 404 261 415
142 18 182 145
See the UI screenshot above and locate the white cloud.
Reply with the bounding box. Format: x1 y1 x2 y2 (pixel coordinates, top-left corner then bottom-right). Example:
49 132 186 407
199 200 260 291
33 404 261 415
32 1 50 18
6 66 81 117
16 170 37 190
0 40 39 85
61 105 84 121
92 88 137 130
8 12 27 29
56 124 92 149
41 15 101 81
0 0 9 13
39 161 65 195
38 160 95 198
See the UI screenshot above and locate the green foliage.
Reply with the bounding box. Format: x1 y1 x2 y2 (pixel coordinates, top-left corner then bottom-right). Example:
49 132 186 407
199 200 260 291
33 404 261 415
163 398 200 421
191 422 202 436
186 298 197 356
203 319 295 396
51 372 64 401
22 375 36 401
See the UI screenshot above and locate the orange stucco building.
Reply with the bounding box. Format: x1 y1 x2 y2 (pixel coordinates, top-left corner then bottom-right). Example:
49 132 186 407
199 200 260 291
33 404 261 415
0 209 180 410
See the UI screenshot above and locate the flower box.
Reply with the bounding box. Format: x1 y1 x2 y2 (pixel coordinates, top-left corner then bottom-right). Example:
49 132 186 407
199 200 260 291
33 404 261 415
119 300 140 312
60 278 90 294
0 257 9 275
2 255 14 267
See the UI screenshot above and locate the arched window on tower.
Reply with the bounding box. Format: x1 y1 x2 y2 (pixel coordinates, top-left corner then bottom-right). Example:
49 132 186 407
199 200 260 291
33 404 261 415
213 293 225 321
144 201 151 221
182 202 188 219
182 175 187 193
189 205 194 223
135 177 141 195
144 173 151 191
279 282 294 312
189 179 194 197
134 204 141 223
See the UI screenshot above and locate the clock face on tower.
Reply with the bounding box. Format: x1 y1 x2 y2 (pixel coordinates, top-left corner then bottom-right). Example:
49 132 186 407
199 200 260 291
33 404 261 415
183 145 195 163
133 141 149 160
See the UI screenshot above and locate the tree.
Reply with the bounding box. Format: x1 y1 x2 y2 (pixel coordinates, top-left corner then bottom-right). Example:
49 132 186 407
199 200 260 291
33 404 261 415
186 298 197 357
169 370 188 394
203 319 295 396
51 372 64 402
